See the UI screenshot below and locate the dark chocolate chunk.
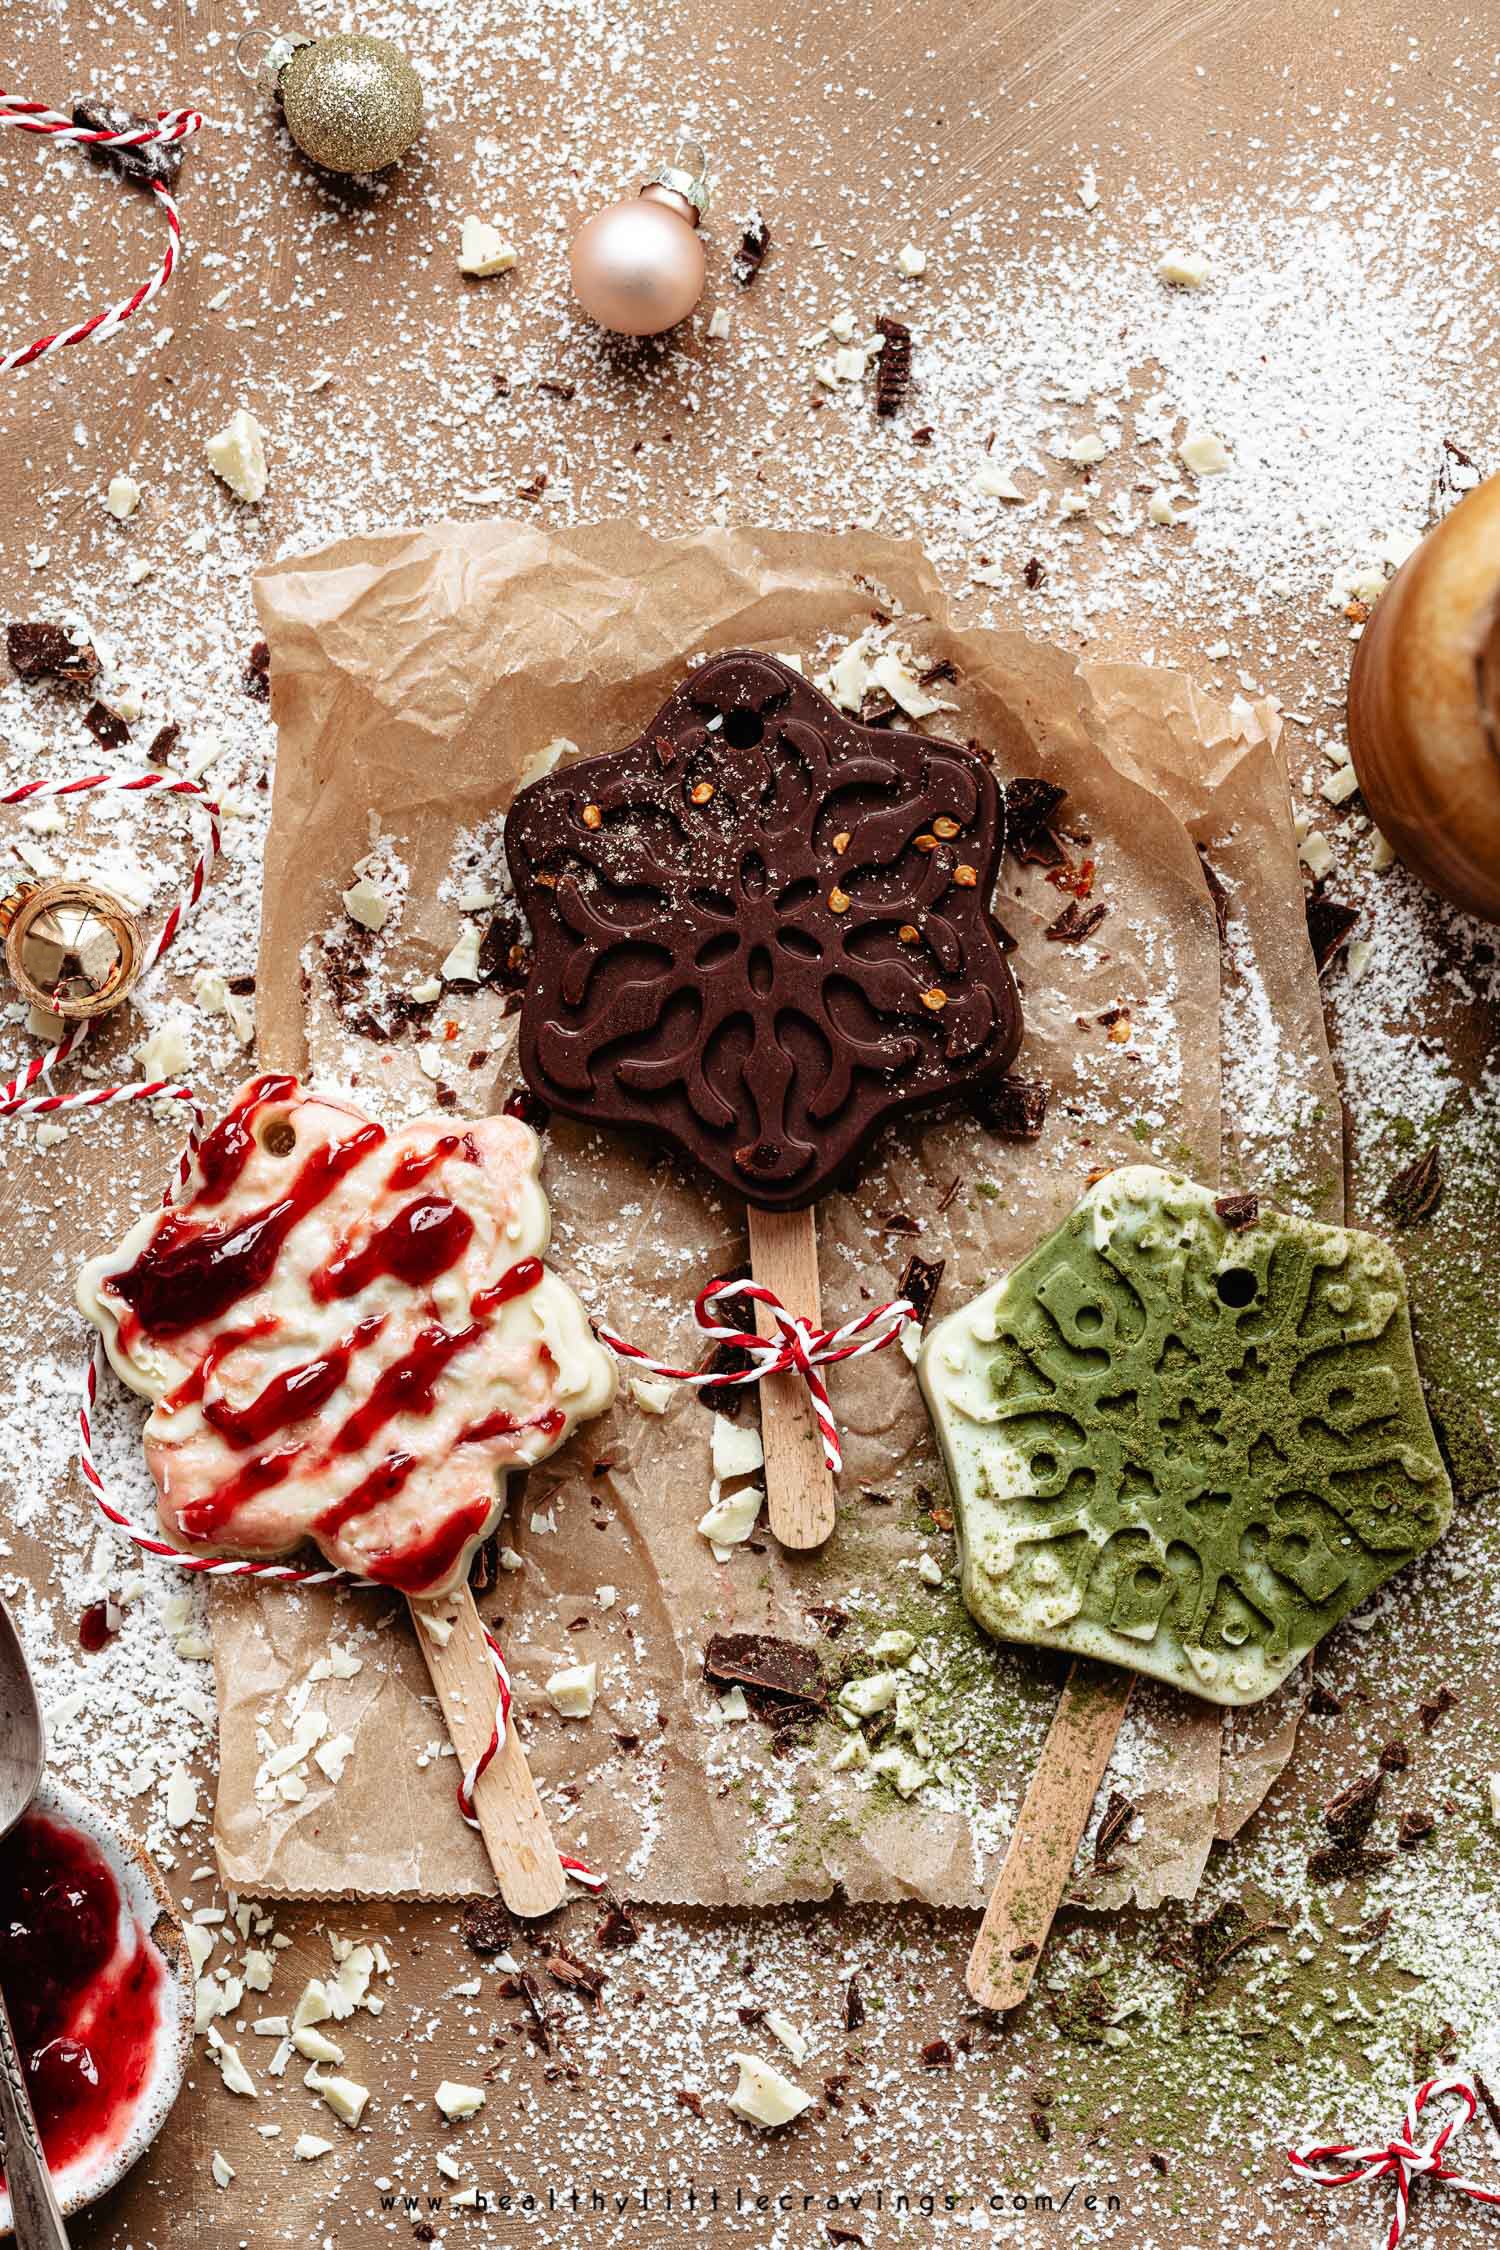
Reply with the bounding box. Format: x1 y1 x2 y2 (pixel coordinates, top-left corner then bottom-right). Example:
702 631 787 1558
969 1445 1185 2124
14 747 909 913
1046 899 1108 944
806 1602 849 1638
244 640 271 700
677 2087 705 2116
461 1899 514 1955
541 1946 605 2003
1378 1738 1410 1772
973 1074 1050 1140
496 1970 552 2051
595 1899 640 1949
702 1630 825 1710
1305 888 1359 974
874 315 912 418
1419 1685 1457 1730
467 1532 500 1594
1022 556 1046 590
72 101 185 188
1002 776 1068 864
1383 1145 1443 1226
1398 1808 1435 1846
731 214 770 285
506 652 1024 1212
7 621 97 685
83 699 129 749
1323 1769 1383 1846
1214 1192 1259 1232
896 1251 945 1329
844 1976 865 2031
919 2038 954 2069
147 721 182 765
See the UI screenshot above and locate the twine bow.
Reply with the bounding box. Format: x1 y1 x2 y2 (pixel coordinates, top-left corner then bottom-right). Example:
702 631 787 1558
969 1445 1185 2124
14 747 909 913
1288 2075 1500 2248
596 1272 918 1474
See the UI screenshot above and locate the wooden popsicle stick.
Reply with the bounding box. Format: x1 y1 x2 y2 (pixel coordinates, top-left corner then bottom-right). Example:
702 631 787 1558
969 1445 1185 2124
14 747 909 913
967 1660 1133 2011
409 1583 566 1918
746 1202 839 1550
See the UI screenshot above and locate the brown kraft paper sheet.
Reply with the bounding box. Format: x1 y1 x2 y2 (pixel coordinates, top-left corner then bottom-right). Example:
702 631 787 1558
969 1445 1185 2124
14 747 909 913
207 520 1329 1908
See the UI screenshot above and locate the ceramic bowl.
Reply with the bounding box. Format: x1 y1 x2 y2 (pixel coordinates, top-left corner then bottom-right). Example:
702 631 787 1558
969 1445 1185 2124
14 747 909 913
0 1778 193 2234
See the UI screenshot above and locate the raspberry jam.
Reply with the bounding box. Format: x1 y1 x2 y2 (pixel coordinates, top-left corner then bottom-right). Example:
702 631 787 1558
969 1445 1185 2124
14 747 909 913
0 1812 164 2176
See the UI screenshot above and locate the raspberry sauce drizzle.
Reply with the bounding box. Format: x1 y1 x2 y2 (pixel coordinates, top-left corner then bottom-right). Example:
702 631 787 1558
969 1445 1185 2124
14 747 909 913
311 1197 475 1302
108 1120 386 1337
178 1261 548 1557
200 1316 387 1448
192 1073 300 1206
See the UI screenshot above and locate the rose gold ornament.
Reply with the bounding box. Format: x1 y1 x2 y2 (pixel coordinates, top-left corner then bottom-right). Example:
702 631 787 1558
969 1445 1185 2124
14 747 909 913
1347 470 1500 925
569 142 710 336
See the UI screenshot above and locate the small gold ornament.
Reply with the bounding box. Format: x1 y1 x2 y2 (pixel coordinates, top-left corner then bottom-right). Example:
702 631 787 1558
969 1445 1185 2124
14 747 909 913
1 879 142 1021
237 27 424 175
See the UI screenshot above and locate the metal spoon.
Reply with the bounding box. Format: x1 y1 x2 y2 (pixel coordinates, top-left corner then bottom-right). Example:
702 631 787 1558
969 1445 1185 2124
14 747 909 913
0 1599 71 2248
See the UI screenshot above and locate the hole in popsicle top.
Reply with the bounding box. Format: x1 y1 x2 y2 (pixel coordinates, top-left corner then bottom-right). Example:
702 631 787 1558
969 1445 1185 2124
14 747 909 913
1215 1266 1257 1309
720 707 764 750
260 1118 297 1157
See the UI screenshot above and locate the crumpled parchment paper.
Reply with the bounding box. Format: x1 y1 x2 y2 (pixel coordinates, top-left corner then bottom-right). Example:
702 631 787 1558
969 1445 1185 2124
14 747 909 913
206 521 1332 1908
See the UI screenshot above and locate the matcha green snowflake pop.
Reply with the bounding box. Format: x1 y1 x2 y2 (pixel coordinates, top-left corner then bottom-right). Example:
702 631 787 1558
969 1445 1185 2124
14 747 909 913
918 1165 1453 2008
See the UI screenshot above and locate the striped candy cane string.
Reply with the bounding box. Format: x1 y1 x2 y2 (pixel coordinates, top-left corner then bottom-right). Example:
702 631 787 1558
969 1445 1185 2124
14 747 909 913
596 1272 918 1474
1 768 601 1888
0 96 204 374
1288 2075 1500 2248
0 770 220 1170
458 1628 605 1890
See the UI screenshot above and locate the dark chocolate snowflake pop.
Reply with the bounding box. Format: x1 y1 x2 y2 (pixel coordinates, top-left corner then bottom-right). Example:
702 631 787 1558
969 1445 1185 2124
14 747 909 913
505 648 1025 1546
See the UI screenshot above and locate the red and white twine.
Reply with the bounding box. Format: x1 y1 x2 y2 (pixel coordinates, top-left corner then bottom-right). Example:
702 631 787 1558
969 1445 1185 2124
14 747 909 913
457 1629 605 1889
596 1271 917 1473
6 780 915 1895
1288 2075 1500 2248
0 96 203 375
0 767 605 1884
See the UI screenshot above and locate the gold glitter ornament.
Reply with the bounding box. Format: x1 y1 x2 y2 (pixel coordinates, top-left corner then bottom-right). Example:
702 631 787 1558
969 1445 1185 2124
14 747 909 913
237 28 423 175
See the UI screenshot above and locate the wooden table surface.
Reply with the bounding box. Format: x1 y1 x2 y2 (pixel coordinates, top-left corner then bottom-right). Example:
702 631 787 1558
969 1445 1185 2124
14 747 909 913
2 2 1497 2245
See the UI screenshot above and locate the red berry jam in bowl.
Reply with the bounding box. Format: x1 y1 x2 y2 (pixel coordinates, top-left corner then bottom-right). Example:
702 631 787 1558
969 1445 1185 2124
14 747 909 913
0 1785 190 2226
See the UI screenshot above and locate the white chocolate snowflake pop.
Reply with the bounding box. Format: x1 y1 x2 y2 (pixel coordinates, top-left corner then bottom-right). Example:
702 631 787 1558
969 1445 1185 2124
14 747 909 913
76 1074 616 1597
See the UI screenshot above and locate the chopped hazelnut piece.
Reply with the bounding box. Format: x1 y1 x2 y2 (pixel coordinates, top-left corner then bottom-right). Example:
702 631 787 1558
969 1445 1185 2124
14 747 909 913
919 987 947 1011
581 802 603 829
832 829 851 853
953 864 978 887
898 923 920 944
827 887 851 913
913 832 938 853
689 780 715 805
932 816 960 839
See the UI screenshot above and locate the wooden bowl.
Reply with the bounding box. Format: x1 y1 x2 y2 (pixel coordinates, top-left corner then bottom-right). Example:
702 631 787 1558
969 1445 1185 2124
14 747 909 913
0 1780 193 2235
1347 471 1500 924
